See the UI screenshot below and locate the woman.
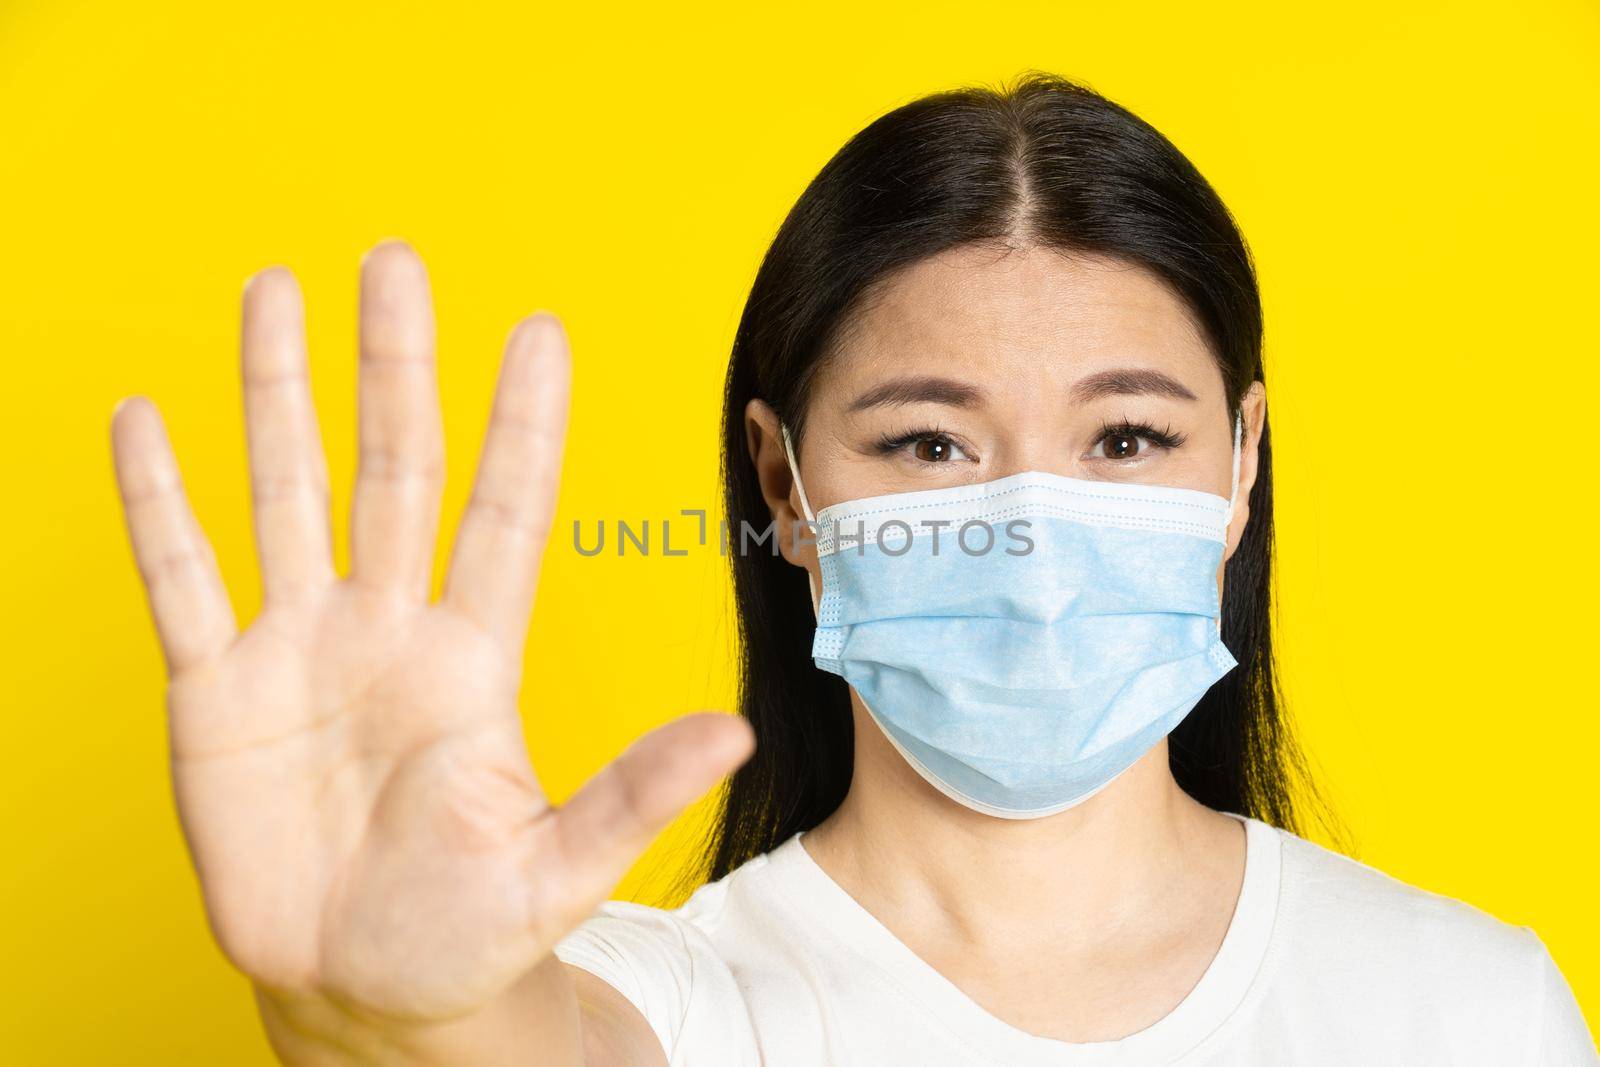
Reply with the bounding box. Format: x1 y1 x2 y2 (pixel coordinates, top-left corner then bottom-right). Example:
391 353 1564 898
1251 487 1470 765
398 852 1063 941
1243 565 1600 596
110 73 1594 1064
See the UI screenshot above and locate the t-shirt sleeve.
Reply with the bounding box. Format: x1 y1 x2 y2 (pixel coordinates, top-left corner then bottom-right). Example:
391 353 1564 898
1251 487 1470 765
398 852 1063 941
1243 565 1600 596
1526 930 1599 1065
553 900 696 1059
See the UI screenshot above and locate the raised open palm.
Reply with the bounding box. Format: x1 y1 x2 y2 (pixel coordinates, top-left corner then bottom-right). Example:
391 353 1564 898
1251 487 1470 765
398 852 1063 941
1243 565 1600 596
110 241 754 1027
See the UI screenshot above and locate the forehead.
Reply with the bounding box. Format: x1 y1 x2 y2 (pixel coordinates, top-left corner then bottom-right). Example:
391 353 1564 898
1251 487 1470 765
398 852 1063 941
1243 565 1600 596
818 242 1220 398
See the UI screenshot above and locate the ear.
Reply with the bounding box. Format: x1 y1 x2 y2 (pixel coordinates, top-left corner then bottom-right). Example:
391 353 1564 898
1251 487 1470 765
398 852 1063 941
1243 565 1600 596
744 398 814 568
1223 380 1267 563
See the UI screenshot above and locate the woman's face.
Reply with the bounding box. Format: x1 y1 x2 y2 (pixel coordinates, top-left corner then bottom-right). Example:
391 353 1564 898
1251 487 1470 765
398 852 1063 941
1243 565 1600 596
747 241 1266 595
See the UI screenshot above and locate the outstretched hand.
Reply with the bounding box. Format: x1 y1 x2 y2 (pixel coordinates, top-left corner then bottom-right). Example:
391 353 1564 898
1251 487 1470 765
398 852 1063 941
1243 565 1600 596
110 240 753 1024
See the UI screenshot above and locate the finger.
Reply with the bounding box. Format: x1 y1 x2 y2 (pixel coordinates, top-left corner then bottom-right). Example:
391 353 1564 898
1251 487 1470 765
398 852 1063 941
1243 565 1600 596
110 397 238 674
442 314 571 648
543 713 755 912
349 239 444 600
241 266 335 603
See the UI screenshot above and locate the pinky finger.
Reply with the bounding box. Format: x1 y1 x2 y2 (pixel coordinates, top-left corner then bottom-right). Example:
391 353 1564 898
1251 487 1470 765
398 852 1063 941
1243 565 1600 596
111 397 237 674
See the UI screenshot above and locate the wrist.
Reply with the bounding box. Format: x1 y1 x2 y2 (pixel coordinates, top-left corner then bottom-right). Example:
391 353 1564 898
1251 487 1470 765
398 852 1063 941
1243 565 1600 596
254 956 583 1067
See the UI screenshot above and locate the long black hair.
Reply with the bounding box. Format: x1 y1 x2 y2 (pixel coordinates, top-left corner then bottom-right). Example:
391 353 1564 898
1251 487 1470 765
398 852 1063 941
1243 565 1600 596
703 70 1334 882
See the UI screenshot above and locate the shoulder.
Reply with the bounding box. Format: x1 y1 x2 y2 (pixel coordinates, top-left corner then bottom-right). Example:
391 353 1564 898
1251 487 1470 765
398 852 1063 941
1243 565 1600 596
552 851 776 1061
1272 826 1538 967
1261 823 1596 1062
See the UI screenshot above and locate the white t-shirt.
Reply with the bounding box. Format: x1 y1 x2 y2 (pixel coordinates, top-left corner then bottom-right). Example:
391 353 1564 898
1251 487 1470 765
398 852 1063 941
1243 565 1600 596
554 814 1596 1065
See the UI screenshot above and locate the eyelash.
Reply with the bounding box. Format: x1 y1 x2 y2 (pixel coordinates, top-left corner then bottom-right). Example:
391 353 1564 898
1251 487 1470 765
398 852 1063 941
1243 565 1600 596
872 425 965 462
1092 419 1186 456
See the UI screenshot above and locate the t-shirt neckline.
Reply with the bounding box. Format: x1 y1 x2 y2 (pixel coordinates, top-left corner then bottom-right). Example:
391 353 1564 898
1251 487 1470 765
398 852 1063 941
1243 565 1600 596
761 812 1282 1065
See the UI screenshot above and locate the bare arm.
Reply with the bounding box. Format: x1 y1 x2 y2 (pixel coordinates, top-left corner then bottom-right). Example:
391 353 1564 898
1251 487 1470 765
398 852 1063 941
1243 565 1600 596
109 241 748 1065
255 960 662 1066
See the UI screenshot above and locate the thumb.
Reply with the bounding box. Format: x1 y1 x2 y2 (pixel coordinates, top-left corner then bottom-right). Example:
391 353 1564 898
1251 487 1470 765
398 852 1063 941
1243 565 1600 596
541 712 755 918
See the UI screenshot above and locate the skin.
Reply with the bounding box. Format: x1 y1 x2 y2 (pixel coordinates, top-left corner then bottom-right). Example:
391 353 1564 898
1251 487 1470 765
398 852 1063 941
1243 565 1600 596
111 237 1265 1064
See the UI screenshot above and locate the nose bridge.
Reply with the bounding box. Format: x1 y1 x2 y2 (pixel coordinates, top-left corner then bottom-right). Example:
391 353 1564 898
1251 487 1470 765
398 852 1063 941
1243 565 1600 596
987 398 1077 480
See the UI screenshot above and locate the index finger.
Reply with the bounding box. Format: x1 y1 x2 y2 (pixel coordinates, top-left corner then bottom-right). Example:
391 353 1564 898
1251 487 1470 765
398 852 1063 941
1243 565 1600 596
442 313 571 649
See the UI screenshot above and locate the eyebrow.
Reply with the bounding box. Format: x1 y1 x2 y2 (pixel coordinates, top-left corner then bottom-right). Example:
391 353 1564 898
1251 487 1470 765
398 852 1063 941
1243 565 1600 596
1068 367 1198 403
845 376 985 412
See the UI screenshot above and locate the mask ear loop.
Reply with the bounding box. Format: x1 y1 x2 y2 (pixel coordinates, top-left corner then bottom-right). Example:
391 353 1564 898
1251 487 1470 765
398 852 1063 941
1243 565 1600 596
779 423 817 525
1218 410 1244 636
779 423 823 617
1225 410 1243 525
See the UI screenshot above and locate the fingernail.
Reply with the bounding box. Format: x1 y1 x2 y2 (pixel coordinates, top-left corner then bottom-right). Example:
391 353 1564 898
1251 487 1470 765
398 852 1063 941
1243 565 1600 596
363 236 411 267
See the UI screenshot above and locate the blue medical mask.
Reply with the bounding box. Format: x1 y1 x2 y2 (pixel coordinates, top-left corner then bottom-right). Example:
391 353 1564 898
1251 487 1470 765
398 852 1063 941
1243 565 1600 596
780 415 1244 819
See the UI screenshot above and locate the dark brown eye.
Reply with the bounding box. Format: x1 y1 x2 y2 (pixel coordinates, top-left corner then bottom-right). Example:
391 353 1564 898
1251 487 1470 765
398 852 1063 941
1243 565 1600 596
914 436 957 462
1090 421 1185 462
1103 433 1141 459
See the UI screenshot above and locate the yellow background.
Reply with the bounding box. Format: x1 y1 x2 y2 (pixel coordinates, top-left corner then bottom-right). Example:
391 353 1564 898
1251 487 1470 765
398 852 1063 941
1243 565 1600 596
3 0 1597 1060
